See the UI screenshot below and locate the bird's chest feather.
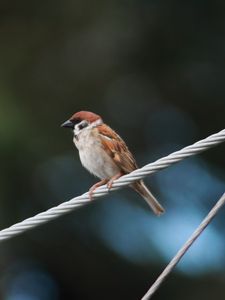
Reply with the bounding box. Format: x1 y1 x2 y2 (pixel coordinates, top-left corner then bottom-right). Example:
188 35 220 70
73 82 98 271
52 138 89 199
73 129 119 179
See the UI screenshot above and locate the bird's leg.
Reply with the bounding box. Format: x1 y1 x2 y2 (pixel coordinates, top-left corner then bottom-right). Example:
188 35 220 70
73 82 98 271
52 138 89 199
89 179 109 200
107 172 124 190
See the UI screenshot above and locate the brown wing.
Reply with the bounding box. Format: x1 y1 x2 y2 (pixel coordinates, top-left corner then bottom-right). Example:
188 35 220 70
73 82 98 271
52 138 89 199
97 124 138 173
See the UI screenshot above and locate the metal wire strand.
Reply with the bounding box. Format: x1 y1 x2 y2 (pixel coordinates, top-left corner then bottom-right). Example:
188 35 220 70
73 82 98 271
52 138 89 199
141 192 225 300
0 129 224 241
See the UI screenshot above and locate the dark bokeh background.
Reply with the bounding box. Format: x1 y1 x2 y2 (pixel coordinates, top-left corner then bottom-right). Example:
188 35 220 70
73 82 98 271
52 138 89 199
0 1 225 299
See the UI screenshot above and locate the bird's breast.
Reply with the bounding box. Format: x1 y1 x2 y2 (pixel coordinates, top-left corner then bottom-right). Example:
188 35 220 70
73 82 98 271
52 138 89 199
73 130 120 179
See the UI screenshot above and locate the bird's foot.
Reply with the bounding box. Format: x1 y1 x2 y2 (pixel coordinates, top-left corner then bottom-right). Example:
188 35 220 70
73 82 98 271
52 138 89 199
89 179 109 200
107 172 123 190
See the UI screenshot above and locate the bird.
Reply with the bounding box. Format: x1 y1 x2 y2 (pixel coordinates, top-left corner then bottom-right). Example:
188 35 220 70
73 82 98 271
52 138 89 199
61 111 164 215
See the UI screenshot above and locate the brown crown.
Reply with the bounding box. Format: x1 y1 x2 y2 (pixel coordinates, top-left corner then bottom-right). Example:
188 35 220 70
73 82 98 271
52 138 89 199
69 111 102 123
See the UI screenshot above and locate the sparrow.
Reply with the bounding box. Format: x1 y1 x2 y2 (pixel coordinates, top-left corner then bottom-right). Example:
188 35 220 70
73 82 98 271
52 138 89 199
61 111 164 215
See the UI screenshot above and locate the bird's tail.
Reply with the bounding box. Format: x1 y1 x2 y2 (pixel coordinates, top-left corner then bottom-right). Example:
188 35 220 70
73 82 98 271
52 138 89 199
131 180 165 216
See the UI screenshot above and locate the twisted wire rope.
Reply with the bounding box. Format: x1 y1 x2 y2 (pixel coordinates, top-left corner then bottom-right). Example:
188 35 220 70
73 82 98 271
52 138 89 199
141 192 225 299
0 129 224 242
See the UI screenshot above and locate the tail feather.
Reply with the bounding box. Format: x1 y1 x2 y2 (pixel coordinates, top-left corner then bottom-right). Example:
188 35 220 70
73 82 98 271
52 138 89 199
132 180 165 216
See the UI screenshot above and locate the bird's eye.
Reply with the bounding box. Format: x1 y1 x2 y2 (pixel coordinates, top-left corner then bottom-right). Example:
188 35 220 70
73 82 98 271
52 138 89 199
78 121 88 130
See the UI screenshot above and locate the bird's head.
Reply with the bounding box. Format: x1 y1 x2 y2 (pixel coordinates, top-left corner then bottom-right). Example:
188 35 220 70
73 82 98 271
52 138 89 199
61 111 103 134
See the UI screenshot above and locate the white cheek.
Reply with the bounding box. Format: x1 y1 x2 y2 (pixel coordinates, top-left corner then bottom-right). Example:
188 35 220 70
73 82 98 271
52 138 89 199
74 125 79 135
73 127 89 150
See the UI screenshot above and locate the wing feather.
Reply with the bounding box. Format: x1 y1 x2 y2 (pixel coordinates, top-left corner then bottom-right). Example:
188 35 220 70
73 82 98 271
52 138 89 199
97 124 138 173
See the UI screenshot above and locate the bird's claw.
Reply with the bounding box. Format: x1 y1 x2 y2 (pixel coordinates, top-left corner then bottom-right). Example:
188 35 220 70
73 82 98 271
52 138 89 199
106 172 123 191
88 179 109 200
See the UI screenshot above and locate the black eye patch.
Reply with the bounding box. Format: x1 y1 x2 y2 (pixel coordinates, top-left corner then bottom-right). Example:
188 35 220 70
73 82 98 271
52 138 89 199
78 122 88 130
71 118 81 125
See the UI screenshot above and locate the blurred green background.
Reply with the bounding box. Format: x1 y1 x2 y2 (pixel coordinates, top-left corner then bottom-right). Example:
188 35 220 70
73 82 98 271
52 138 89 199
0 1 225 299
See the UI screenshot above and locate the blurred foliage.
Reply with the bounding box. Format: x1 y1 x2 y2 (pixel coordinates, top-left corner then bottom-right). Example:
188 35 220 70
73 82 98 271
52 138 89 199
0 0 225 299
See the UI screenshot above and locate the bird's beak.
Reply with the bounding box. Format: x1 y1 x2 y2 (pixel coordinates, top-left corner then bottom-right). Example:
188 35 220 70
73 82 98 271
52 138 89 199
61 120 74 129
